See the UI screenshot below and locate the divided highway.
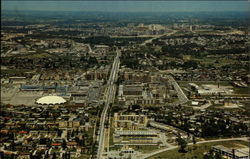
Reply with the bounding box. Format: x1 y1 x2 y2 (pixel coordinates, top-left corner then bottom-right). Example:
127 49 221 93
140 30 177 46
96 50 120 159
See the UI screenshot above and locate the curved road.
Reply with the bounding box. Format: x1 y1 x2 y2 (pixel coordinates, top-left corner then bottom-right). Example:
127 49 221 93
140 30 177 46
140 137 249 159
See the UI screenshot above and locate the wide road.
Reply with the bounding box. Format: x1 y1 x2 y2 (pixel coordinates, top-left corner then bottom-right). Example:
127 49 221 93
140 137 249 159
96 50 120 159
140 30 177 46
166 75 189 104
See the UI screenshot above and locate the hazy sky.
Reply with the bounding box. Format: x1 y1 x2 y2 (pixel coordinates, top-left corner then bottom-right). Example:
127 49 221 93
2 1 248 12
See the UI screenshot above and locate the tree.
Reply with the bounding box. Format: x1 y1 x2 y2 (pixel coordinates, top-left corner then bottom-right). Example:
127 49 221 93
52 152 57 159
67 151 71 159
44 151 49 159
57 129 62 137
183 60 198 69
62 139 67 150
203 150 222 159
10 154 15 159
0 152 4 159
192 136 197 150
192 136 196 145
214 152 223 159
176 136 187 153
62 153 66 159
71 130 75 137
203 154 213 159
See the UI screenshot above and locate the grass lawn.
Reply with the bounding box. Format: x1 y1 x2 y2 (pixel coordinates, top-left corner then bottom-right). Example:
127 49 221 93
109 145 122 151
2 68 31 75
86 128 94 138
193 57 237 68
73 154 90 159
195 30 222 34
177 81 230 86
130 145 159 153
109 117 115 146
241 102 250 111
233 87 250 95
147 140 248 159
19 52 51 59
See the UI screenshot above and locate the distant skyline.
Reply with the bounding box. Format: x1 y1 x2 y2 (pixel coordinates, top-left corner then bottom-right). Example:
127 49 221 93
2 1 249 13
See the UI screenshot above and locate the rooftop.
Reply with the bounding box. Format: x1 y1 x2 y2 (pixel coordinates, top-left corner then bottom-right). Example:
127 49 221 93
36 96 66 105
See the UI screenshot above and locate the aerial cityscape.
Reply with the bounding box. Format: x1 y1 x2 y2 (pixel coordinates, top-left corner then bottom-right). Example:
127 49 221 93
1 1 249 159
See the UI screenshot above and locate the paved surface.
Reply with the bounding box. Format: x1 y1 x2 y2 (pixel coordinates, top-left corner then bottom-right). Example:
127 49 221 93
87 44 93 53
1 86 44 106
96 50 120 159
140 137 249 159
166 75 189 104
140 30 177 46
159 133 173 148
195 100 212 110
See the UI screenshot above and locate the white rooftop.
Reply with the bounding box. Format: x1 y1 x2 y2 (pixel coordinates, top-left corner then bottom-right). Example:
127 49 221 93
36 96 66 105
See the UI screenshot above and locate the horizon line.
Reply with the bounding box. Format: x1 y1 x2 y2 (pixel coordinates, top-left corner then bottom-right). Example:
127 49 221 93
2 9 248 13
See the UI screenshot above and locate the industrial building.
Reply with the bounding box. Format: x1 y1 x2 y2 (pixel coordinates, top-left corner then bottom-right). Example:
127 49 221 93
212 145 249 159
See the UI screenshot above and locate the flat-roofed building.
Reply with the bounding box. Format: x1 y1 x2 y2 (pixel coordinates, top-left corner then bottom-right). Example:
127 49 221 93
115 130 157 137
113 130 159 145
114 113 148 129
212 145 249 159
123 85 143 96
9 76 26 84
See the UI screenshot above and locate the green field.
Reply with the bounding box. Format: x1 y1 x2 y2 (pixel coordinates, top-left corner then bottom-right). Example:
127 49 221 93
2 68 31 75
73 154 90 159
130 145 159 153
193 57 237 68
109 127 115 146
177 81 230 86
233 87 249 95
18 52 51 59
147 140 248 159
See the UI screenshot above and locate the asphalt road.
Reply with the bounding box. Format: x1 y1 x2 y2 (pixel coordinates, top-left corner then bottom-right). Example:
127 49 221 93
166 75 189 104
96 50 120 159
140 30 177 46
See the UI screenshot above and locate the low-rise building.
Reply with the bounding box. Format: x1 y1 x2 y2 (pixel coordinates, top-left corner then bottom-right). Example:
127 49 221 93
212 145 249 159
114 113 148 130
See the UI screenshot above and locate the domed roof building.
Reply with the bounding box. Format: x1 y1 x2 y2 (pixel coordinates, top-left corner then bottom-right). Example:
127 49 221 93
36 96 66 105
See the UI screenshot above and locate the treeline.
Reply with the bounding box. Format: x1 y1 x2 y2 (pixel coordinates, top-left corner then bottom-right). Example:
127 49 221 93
161 45 247 58
1 55 99 70
160 34 224 40
156 115 249 138
2 21 35 26
81 36 149 46
26 33 149 46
